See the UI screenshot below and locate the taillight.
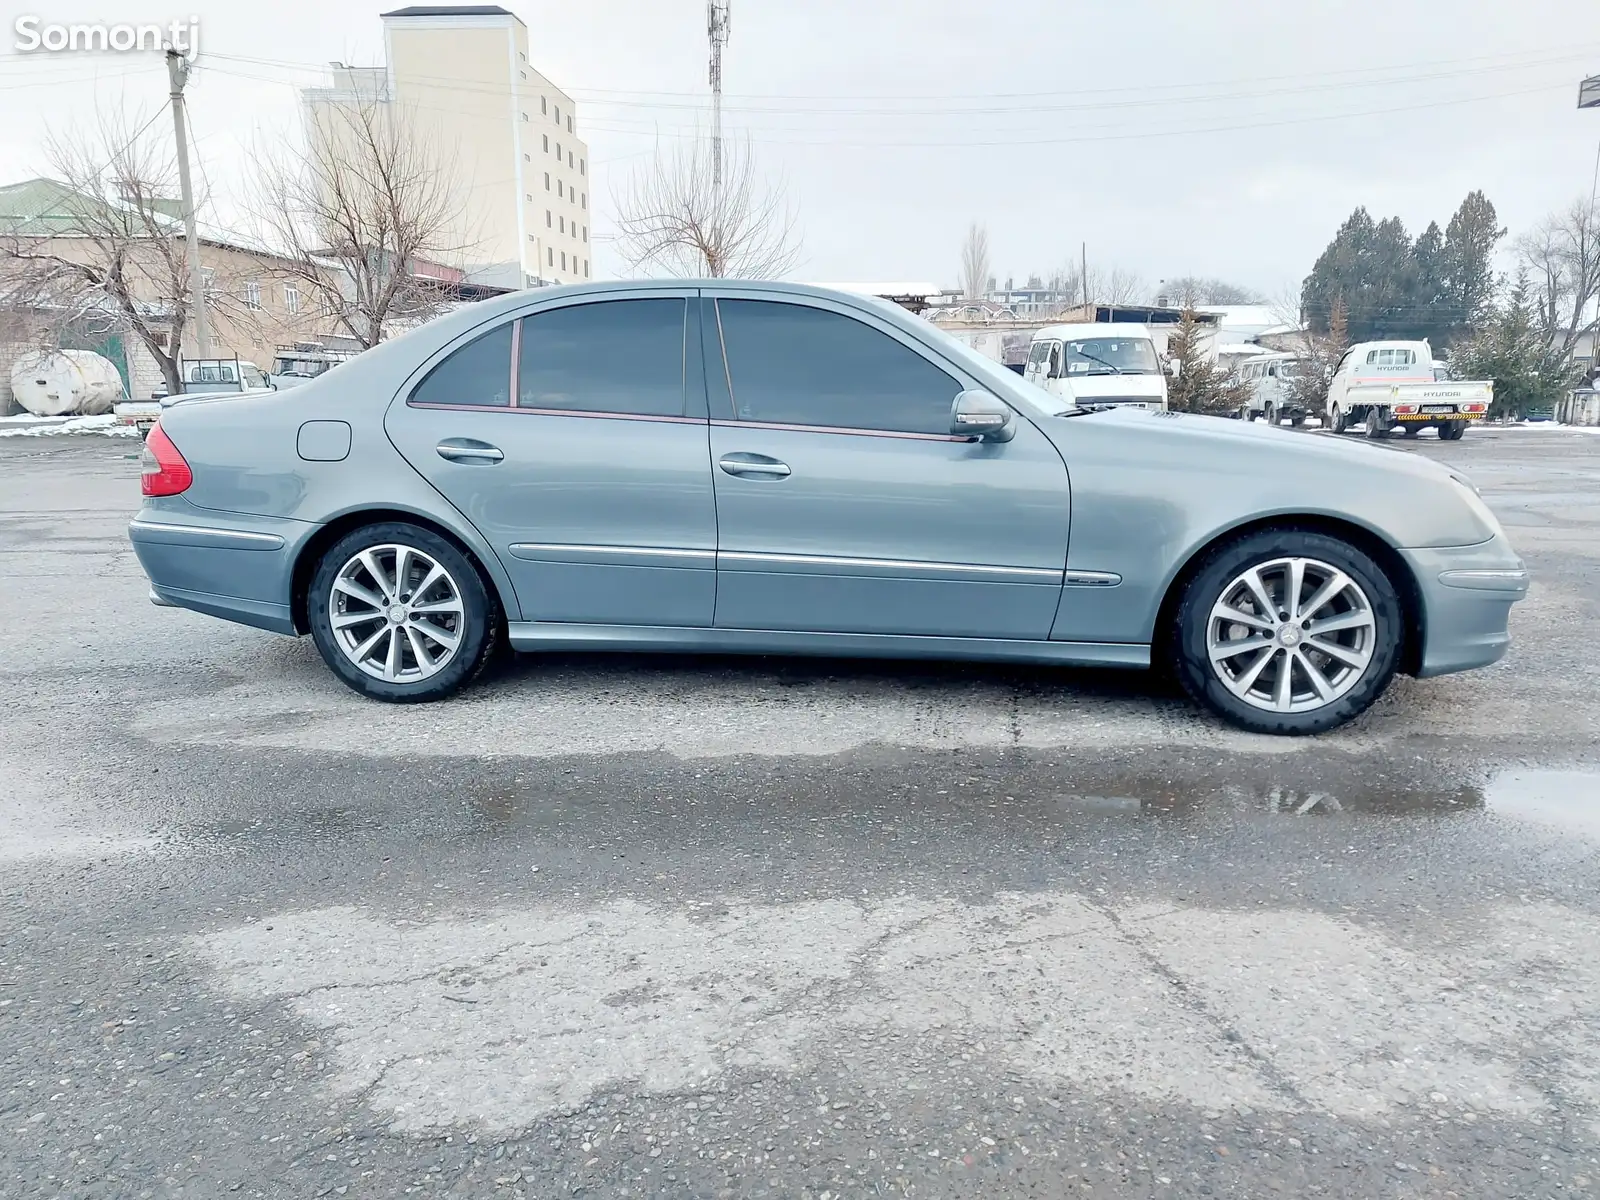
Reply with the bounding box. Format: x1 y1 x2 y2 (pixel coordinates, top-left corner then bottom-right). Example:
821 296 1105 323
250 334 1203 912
1463 403 1486 414
1395 404 1418 415
141 423 193 496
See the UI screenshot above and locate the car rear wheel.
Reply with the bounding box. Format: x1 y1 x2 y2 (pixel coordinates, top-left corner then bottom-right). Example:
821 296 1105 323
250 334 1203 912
1170 530 1403 734
307 522 500 703
1439 421 1467 441
1365 413 1388 439
1331 405 1349 434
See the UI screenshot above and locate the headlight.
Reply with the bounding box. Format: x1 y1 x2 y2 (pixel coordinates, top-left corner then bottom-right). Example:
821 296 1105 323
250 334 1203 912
1447 472 1502 538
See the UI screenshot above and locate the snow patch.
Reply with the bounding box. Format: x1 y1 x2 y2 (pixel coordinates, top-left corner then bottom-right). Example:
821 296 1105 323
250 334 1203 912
0 413 138 438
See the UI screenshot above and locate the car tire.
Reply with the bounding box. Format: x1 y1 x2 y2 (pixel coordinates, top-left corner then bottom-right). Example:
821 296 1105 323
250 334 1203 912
1169 529 1403 735
1440 421 1466 441
1401 423 1418 438
1331 405 1348 434
307 521 501 703
1290 414 1305 428
1365 413 1388 439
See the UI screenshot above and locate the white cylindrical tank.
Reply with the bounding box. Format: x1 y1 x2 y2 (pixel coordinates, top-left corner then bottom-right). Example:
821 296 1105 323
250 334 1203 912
9 349 127 416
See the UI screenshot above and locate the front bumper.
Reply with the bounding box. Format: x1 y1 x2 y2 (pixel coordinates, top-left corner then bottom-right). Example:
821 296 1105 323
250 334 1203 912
1399 538 1529 678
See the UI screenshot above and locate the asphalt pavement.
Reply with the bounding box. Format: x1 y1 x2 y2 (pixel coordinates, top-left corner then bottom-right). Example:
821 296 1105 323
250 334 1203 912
2 424 1599 1199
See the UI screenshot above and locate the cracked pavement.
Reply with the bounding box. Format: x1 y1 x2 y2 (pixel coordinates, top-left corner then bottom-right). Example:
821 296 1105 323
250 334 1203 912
3 427 1600 1199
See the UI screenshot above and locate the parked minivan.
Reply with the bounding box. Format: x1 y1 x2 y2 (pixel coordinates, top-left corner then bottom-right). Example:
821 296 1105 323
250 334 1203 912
1022 323 1167 410
1237 352 1310 425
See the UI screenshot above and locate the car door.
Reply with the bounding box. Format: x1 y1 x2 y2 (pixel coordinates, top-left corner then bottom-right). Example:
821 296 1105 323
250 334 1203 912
384 291 717 627
703 293 1071 640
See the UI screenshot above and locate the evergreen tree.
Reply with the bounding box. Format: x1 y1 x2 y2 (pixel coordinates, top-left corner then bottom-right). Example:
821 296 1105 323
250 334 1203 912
1164 309 1250 415
1301 193 1502 349
1448 272 1574 419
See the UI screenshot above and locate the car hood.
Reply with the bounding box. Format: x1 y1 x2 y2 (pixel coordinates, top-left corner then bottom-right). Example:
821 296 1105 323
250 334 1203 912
1036 406 1502 549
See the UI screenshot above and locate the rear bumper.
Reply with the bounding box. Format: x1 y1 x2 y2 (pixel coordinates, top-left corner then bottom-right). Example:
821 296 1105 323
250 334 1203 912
130 510 307 636
1399 539 1529 678
1394 411 1485 422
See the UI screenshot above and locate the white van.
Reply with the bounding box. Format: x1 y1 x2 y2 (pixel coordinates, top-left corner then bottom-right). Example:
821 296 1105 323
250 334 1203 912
1022 323 1167 410
1237 352 1311 425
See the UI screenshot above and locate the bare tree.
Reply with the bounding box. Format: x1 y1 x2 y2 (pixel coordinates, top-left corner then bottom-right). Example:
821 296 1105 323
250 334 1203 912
250 99 466 349
1517 199 1600 375
1087 265 1147 307
959 223 990 301
1160 275 1262 307
0 108 249 396
612 132 799 278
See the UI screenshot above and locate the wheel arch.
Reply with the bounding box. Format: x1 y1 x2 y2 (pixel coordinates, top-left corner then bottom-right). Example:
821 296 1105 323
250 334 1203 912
1151 514 1426 678
290 506 515 636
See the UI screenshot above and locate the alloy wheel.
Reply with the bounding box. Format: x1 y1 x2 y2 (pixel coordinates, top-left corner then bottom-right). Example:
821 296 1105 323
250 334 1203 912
328 544 465 682
1205 556 1377 714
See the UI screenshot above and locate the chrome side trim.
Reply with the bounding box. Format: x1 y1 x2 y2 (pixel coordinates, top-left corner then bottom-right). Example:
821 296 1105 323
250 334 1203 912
128 520 286 551
1062 570 1123 587
718 549 1061 582
1437 568 1530 592
710 418 975 444
508 542 716 568
507 620 1151 670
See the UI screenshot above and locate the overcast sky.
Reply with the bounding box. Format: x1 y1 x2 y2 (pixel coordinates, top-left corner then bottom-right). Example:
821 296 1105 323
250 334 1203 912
2 0 1597 302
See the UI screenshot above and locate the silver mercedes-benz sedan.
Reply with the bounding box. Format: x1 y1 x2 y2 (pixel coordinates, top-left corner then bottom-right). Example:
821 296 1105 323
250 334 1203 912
128 281 1528 734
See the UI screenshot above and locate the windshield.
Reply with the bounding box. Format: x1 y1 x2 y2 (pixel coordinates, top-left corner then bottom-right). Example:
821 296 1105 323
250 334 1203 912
1063 337 1159 376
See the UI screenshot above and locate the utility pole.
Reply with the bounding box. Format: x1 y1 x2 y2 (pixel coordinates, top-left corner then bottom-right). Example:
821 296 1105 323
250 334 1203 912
1081 241 1088 311
166 48 210 369
708 0 731 188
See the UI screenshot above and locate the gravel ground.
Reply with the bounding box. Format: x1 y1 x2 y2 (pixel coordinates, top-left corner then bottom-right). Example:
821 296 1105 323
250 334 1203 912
2 424 1598 1199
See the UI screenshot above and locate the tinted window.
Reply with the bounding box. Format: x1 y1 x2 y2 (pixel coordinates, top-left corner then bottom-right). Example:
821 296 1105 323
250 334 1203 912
411 323 513 407
518 299 686 417
716 300 960 434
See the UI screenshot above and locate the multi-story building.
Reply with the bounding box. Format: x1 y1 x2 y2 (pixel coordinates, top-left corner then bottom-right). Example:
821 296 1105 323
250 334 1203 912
302 4 592 291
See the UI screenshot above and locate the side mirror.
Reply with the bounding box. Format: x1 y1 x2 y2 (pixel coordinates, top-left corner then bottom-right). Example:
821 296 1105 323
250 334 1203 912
950 389 1015 442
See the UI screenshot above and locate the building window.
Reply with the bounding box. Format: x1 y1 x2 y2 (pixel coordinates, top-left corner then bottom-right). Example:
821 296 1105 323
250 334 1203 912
546 210 552 227
544 172 550 190
284 285 300 314
581 192 586 210
580 158 585 176
519 50 526 61
520 70 526 80
554 105 560 125
555 142 562 161
584 259 589 278
559 216 565 233
567 151 573 168
525 192 532 201
528 234 534 242
558 181 565 198
541 96 547 114
582 225 587 243
561 251 567 270
320 295 336 316
567 115 572 133
548 247 553 267
521 112 529 122
523 153 530 162
244 280 261 310
543 134 548 153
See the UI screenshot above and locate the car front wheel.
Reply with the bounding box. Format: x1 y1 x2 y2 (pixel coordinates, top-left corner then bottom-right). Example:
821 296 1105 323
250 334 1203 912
307 522 500 702
1170 530 1403 734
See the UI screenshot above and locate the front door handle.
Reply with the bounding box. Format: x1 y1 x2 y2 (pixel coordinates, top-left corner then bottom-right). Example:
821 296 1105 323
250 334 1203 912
718 454 791 478
437 439 504 464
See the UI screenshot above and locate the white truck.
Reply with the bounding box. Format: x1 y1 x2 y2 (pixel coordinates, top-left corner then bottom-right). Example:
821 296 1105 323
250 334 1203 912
1326 340 1491 441
113 357 276 437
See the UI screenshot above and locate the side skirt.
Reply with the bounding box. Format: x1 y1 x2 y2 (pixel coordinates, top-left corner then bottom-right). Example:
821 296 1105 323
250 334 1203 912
506 622 1151 669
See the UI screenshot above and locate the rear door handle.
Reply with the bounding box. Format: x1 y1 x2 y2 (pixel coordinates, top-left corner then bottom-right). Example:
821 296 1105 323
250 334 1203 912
436 439 504 464
718 454 791 478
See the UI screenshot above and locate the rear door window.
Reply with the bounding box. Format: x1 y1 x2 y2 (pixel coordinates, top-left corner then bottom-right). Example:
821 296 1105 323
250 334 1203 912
518 299 687 417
